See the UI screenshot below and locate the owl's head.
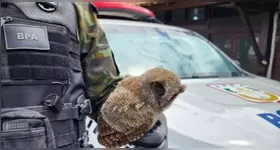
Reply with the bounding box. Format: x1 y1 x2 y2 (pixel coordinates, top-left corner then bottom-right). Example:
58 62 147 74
139 68 186 113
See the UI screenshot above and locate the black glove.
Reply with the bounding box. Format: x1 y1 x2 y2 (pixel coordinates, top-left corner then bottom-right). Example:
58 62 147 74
129 113 168 148
90 113 168 148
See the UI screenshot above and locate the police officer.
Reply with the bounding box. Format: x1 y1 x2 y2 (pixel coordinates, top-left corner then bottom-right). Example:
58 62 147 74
1 2 168 148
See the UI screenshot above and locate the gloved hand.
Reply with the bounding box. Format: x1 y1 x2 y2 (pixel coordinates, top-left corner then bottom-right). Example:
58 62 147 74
128 113 168 148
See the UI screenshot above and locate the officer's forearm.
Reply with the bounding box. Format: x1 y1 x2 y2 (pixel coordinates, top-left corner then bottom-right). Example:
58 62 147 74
76 3 123 122
85 76 122 121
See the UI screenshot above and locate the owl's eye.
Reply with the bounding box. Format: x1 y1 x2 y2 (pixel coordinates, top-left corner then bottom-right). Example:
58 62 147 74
152 82 165 97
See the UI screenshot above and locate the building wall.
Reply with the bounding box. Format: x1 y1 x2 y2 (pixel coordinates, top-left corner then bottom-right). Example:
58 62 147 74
154 5 280 81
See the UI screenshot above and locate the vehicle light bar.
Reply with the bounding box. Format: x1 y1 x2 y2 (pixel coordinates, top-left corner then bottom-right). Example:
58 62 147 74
91 2 155 17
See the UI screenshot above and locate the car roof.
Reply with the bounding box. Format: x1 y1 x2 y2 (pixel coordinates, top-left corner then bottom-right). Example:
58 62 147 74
98 18 192 33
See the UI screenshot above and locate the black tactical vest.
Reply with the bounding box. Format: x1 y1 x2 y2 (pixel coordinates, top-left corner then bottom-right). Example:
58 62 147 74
1 2 92 148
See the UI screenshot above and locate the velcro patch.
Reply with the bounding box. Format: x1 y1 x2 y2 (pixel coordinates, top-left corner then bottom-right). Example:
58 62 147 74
3 24 50 50
2 122 29 131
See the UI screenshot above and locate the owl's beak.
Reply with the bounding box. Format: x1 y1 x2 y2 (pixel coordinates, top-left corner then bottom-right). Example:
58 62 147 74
168 94 178 102
180 85 186 92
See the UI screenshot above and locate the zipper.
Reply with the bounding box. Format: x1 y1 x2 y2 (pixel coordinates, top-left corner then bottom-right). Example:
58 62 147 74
1 16 13 27
1 15 64 31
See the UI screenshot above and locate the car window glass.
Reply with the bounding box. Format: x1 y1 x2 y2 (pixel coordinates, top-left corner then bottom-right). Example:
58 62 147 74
100 23 244 78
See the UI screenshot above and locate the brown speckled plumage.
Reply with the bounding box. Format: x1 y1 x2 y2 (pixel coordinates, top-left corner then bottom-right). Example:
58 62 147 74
97 68 186 148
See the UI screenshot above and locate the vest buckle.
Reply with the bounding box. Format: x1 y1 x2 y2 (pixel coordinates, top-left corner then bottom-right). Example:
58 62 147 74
43 94 64 113
78 130 94 148
78 99 92 119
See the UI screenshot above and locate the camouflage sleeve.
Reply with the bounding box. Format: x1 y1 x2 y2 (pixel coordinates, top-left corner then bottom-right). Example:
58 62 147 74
73 2 123 121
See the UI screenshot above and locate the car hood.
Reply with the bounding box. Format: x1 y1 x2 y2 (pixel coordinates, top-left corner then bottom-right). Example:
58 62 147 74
165 76 280 148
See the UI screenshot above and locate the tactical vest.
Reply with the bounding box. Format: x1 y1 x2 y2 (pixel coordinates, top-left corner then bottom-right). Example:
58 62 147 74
1 2 93 148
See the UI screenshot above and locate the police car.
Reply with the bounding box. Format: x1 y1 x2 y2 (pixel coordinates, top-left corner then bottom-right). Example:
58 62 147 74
86 2 280 148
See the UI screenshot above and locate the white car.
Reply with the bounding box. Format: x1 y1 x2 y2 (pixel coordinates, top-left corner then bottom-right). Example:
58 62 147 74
86 18 280 148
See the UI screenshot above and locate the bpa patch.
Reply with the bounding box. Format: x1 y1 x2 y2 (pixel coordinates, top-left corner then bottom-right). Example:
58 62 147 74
3 24 50 50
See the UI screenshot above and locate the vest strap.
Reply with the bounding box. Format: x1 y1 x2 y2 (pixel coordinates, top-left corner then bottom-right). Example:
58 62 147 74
55 132 77 148
24 104 79 121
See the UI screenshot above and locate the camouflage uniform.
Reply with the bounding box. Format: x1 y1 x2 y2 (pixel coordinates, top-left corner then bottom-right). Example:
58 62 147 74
73 2 123 121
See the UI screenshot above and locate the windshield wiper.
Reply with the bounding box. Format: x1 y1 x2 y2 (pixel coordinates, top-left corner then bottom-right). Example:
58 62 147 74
182 75 219 79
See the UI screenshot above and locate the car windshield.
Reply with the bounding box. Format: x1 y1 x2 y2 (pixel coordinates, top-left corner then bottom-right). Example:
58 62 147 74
99 22 246 79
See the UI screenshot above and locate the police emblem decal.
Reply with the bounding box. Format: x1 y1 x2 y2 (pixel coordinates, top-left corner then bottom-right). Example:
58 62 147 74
207 83 280 103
